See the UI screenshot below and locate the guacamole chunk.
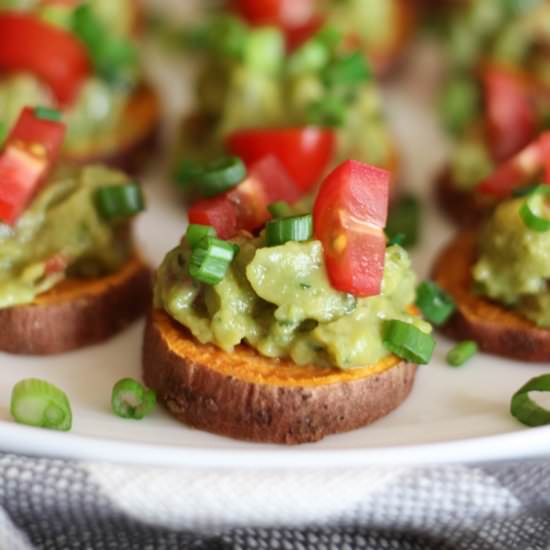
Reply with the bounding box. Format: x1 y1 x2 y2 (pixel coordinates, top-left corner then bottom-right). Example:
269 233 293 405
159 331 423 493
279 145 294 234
0 0 138 151
155 236 430 369
0 165 134 308
473 197 550 327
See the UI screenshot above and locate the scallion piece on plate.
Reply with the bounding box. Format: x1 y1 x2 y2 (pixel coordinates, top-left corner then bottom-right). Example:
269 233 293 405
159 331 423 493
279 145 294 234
266 214 313 247
199 156 246 198
519 185 550 232
33 106 62 122
382 320 436 365
189 237 237 285
112 378 156 420
268 201 292 219
10 378 72 431
416 281 456 326
95 184 145 222
446 340 478 367
322 51 370 87
511 374 550 427
385 195 420 249
186 224 217 248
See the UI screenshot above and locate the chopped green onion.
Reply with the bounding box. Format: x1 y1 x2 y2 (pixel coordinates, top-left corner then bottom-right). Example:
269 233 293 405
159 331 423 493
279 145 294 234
175 159 203 190
11 378 72 431
387 233 406 247
511 374 550 427
33 106 62 122
95 184 145 222
382 320 436 365
519 185 550 232
266 214 313 247
186 224 217 248
306 95 347 128
385 195 420 249
189 237 237 285
416 281 456 326
314 26 342 52
512 183 540 198
112 378 156 420
268 201 292 218
199 156 246 198
321 52 371 88
446 340 478 367
208 15 249 59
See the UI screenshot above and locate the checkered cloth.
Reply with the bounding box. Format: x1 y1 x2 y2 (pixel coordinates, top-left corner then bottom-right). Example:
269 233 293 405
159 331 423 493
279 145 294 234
1 454 549 550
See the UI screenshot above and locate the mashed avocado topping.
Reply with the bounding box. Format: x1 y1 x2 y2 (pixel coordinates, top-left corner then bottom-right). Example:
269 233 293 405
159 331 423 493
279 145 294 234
473 197 550 327
185 18 393 168
155 236 430 369
0 0 138 150
0 165 134 308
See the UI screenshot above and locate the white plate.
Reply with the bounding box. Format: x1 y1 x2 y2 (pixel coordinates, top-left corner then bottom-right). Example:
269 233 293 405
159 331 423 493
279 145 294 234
1 43 550 469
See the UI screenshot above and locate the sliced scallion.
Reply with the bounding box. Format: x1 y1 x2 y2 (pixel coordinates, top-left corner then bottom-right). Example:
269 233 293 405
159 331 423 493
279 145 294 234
446 340 478 367
199 156 246 197
95 184 145 222
386 195 420 249
519 185 550 232
511 374 550 427
306 95 347 127
189 237 237 285
10 378 72 431
186 224 217 248
268 201 292 219
112 378 156 420
416 281 456 326
33 106 62 122
322 52 371 87
266 214 313 247
382 320 436 365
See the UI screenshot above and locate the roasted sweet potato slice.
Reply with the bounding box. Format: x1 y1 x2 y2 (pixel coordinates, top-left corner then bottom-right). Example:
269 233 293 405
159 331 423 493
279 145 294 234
433 231 550 362
0 256 151 355
142 309 418 445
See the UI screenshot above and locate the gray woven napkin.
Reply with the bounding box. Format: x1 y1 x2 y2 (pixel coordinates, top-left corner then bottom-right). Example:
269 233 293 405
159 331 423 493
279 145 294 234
0 454 549 550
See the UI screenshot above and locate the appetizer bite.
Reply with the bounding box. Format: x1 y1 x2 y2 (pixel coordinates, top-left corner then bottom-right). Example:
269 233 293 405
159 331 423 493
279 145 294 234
228 0 415 75
433 178 550 362
435 0 550 224
176 9 398 191
0 107 150 355
143 160 435 444
0 0 159 171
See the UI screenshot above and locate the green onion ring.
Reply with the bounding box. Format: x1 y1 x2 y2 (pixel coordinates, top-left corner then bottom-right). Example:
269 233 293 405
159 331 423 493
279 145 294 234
519 185 550 232
511 374 550 427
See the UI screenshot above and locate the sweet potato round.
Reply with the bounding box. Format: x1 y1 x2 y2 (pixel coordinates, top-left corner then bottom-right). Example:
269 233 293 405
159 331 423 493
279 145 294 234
0 257 151 356
435 169 495 226
65 83 160 174
142 309 418 445
432 231 550 362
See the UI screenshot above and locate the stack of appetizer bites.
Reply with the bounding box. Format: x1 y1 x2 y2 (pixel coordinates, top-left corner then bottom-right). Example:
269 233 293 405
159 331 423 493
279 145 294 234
176 0 399 194
0 0 160 171
435 0 550 225
144 160 436 444
0 107 149 355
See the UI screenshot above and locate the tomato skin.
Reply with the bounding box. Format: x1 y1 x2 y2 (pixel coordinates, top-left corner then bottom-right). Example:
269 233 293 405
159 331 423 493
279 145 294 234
188 156 301 239
0 13 90 106
231 0 315 29
226 127 335 193
478 132 550 198
483 66 538 162
314 160 390 297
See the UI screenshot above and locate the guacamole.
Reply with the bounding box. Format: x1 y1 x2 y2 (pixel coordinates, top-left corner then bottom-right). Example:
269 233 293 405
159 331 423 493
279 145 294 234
183 19 393 169
0 165 134 308
155 236 430 369
473 197 550 327
0 0 138 151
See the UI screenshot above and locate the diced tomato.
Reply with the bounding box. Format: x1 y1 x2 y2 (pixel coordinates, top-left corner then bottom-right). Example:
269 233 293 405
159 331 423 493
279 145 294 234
188 195 238 240
0 145 48 225
483 66 538 162
7 107 65 165
226 128 335 192
477 132 550 198
0 13 90 106
231 0 316 29
313 160 390 297
188 156 301 239
44 253 68 275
